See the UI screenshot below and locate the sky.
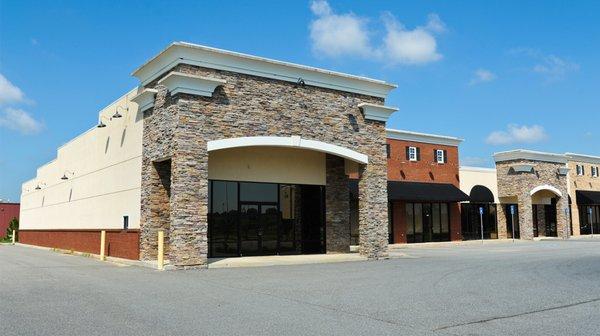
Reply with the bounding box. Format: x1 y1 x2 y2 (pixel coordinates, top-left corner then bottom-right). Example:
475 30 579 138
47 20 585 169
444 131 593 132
1 0 599 201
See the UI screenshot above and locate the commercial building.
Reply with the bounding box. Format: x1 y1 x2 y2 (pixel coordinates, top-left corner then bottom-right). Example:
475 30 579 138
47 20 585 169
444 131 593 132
493 150 600 240
20 42 398 267
385 130 468 244
459 166 499 240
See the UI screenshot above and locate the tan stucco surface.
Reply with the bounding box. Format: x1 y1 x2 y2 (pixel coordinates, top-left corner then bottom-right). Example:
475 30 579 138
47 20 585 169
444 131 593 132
20 89 143 230
208 146 326 185
459 167 499 203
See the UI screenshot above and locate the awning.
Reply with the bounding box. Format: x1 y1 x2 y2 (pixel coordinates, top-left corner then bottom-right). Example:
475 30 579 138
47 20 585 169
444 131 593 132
388 181 470 202
576 190 600 205
469 185 495 203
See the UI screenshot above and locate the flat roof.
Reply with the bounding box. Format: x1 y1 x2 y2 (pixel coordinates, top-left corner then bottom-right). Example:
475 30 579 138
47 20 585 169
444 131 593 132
565 153 600 164
386 128 463 147
132 42 397 98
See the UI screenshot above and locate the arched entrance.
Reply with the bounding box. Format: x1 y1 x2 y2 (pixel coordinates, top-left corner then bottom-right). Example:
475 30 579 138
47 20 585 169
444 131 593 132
206 136 368 258
530 185 563 238
461 185 498 240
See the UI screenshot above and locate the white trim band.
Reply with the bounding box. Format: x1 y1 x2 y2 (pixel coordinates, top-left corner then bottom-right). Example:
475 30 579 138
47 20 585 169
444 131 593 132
207 136 369 164
157 71 226 97
386 128 463 146
131 88 158 112
530 185 563 197
132 42 396 98
358 103 398 122
494 149 567 164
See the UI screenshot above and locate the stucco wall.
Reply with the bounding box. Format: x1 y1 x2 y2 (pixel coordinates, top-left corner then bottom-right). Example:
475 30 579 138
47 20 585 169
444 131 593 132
20 89 143 230
208 147 326 185
459 167 499 203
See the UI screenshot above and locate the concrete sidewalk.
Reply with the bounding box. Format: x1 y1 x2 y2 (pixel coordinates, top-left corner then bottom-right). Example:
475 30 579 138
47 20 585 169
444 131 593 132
208 253 367 268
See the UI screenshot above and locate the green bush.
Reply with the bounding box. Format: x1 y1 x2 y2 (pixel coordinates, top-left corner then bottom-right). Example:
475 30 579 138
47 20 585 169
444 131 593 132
5 217 18 242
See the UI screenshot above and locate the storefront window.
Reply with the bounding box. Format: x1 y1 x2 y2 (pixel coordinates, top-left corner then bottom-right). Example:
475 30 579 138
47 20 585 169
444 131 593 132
404 202 451 243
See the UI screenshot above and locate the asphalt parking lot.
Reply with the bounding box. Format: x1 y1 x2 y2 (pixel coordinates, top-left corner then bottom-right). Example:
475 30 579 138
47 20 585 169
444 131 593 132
2 240 600 336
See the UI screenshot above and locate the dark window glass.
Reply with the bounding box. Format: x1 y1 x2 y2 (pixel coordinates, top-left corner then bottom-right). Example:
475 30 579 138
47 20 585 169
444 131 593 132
440 203 449 233
123 215 129 230
432 203 441 233
240 182 278 203
209 181 239 257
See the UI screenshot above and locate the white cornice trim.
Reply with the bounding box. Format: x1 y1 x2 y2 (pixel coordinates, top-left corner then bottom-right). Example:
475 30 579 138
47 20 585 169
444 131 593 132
131 88 158 112
565 153 600 164
494 149 567 164
207 136 368 164
157 71 226 97
358 103 398 122
132 42 397 98
460 166 496 173
386 128 463 147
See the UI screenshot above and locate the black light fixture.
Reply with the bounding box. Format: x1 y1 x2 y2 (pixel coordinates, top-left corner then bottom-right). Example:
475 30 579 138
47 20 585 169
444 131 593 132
61 170 75 180
35 185 41 190
97 121 106 128
112 105 128 119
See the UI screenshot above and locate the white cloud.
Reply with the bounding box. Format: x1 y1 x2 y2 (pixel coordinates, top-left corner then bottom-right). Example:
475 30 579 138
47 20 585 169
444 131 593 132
470 68 496 85
532 55 579 81
509 48 579 82
0 107 43 135
379 12 443 65
0 74 25 105
309 1 372 58
309 1 445 65
486 124 548 145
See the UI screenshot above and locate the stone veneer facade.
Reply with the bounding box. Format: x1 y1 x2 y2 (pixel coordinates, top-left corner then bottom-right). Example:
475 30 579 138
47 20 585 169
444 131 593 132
567 160 600 236
496 160 569 240
140 63 390 268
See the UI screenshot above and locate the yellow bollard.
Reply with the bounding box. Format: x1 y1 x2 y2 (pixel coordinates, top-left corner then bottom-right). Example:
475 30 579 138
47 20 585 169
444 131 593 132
100 230 106 261
11 230 16 245
157 230 164 270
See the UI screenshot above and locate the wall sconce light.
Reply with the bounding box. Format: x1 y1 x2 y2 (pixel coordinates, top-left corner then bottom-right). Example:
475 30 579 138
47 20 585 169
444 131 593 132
97 115 110 128
61 170 75 180
35 182 47 190
112 105 128 119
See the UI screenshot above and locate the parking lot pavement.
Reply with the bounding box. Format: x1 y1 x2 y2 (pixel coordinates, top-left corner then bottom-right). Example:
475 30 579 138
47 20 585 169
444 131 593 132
2 240 600 336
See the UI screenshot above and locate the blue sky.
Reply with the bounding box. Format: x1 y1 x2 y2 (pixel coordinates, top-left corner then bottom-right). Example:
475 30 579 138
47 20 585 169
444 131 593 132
1 0 599 201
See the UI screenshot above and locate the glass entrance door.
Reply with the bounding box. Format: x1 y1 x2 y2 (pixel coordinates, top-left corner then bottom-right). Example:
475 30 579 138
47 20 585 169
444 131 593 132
544 204 558 237
240 203 279 256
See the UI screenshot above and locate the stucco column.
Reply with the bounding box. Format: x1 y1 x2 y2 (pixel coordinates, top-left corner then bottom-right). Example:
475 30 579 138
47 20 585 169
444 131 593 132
518 194 534 240
571 204 580 236
557 197 570 239
358 161 389 259
325 155 350 253
497 204 508 239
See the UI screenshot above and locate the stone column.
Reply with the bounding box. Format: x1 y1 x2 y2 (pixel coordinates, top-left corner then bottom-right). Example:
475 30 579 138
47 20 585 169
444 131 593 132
325 155 350 253
557 197 570 239
535 205 546 237
358 162 389 259
167 99 209 268
518 194 534 240
497 204 508 239
139 158 172 260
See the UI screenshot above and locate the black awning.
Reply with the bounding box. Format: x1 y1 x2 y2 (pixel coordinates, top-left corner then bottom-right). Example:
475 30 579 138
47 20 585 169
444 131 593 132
388 181 470 202
576 190 600 205
469 185 495 203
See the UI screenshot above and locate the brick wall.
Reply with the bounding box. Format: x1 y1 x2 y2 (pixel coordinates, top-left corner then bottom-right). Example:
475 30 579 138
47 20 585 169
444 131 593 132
0 203 19 238
387 139 460 186
19 230 139 260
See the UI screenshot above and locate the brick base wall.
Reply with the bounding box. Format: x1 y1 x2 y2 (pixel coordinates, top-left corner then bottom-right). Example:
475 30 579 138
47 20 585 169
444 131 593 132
19 230 140 260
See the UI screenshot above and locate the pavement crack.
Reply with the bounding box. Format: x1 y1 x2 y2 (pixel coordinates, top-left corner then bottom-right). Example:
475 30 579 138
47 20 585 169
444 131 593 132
434 297 600 332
